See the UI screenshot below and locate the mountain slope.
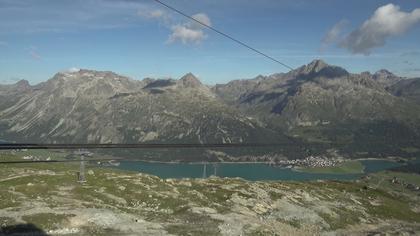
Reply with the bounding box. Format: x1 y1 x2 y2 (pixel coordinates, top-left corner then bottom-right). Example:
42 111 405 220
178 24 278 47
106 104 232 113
372 69 402 88
388 77 420 104
215 60 420 128
214 60 420 155
1 61 420 159
0 70 282 146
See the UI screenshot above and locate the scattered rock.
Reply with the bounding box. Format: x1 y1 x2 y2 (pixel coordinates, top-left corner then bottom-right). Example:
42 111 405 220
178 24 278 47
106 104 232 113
118 185 126 191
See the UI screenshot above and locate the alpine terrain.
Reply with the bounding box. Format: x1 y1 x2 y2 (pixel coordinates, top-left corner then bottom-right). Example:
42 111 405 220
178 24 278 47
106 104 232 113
1 60 420 161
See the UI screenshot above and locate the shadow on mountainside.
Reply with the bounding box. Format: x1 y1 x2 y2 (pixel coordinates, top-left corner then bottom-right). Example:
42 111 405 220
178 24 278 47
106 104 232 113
0 223 48 236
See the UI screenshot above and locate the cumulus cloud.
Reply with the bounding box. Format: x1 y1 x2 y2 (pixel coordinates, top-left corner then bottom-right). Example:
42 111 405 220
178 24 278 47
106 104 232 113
320 20 348 52
340 4 420 55
168 24 207 44
149 9 165 19
58 67 80 75
137 8 169 22
167 13 212 44
66 67 81 73
189 13 211 29
137 6 212 45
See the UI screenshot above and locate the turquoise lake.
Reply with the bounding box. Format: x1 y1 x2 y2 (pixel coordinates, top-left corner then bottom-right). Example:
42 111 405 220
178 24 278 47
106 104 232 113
114 159 416 181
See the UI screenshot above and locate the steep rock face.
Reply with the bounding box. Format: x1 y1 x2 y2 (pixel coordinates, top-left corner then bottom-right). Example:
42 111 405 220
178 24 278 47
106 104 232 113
1 60 420 157
178 73 202 88
0 80 33 114
214 60 420 128
0 70 281 144
388 77 420 104
212 76 265 104
0 70 144 143
269 74 413 125
372 69 402 87
292 59 349 79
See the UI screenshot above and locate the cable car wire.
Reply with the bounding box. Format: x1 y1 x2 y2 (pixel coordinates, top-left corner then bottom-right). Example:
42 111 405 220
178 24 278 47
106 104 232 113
151 0 294 70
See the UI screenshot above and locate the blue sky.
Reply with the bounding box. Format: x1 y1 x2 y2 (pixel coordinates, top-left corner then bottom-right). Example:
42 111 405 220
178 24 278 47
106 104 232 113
0 0 419 85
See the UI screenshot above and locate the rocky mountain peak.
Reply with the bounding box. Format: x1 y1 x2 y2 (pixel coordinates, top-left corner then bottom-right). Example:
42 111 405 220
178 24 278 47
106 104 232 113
15 79 30 88
3 79 32 92
374 69 396 78
373 69 401 87
179 73 202 88
305 59 329 73
254 75 266 81
294 59 349 79
43 69 142 98
50 69 134 88
56 69 120 79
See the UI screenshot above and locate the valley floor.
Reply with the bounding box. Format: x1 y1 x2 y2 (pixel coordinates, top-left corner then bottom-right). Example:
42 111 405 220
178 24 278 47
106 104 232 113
0 154 420 235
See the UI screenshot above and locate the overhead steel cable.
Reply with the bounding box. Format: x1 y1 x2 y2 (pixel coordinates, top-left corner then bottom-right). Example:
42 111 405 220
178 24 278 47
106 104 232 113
151 0 294 71
0 143 284 150
0 159 112 164
0 158 125 165
0 158 274 165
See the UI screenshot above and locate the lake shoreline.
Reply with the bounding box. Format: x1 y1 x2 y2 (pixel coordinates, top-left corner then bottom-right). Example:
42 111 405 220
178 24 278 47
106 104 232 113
109 156 404 166
110 158 408 181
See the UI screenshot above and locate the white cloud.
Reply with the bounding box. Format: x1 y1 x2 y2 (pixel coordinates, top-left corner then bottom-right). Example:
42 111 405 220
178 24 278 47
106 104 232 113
58 67 80 74
0 41 7 46
136 7 212 44
137 8 168 21
320 20 348 52
137 7 212 45
167 24 207 44
149 9 165 19
340 4 420 55
66 67 81 73
190 13 211 29
167 13 212 44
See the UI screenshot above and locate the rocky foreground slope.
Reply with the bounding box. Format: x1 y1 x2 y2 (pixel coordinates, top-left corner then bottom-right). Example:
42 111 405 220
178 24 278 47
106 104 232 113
0 154 419 235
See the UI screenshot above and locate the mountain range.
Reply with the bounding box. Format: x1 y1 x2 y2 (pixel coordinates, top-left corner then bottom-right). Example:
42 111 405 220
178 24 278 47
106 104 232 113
1 60 420 160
